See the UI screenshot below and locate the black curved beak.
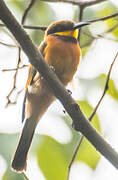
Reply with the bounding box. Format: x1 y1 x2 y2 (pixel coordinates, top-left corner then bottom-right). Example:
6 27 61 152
73 21 90 30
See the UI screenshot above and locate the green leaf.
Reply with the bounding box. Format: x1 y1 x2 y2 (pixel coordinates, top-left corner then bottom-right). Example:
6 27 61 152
37 135 69 180
0 133 40 179
0 133 19 163
97 2 118 38
75 101 101 169
73 7 95 57
8 0 55 45
27 0 55 45
2 169 24 180
80 28 94 57
97 74 118 101
79 74 118 102
36 100 101 180
9 0 27 13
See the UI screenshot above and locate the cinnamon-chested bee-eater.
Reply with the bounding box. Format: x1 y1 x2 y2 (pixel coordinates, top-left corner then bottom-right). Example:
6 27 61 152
11 20 89 172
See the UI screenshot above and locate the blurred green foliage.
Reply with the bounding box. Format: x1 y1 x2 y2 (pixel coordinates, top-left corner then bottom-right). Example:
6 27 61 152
97 74 118 101
0 101 101 180
0 133 24 180
97 2 118 38
75 101 101 169
8 0 55 45
36 101 101 180
1 0 118 179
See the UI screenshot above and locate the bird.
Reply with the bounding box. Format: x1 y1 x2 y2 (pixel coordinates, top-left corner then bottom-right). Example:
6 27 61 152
11 20 89 172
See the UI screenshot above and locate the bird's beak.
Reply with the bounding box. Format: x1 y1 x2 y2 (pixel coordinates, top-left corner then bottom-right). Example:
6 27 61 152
73 22 90 30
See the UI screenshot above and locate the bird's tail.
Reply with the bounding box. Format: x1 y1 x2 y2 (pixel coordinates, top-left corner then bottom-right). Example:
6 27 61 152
11 91 55 172
11 116 36 172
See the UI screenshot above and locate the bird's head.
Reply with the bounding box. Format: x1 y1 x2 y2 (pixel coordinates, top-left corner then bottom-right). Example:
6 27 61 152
45 20 89 39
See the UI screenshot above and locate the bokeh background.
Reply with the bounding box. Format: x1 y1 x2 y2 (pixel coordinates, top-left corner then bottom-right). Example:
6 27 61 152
0 0 118 179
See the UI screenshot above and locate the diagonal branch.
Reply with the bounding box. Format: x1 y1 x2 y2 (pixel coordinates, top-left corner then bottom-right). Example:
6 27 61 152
1 0 118 170
22 172 30 180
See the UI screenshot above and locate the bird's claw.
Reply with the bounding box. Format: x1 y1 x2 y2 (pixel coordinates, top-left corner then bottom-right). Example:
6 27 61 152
50 65 55 72
67 89 72 95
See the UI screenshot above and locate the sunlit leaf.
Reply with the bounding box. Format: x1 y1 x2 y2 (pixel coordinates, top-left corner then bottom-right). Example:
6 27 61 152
36 100 101 180
97 74 118 101
9 0 28 13
80 28 94 57
97 3 118 38
73 7 95 56
37 136 69 180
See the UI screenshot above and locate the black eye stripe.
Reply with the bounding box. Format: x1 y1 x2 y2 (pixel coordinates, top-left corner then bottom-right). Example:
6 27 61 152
46 20 74 35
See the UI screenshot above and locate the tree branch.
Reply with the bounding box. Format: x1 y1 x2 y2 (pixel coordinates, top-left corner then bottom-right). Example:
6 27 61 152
0 23 47 30
0 12 118 31
1 0 118 170
21 0 36 25
41 0 107 7
89 12 118 23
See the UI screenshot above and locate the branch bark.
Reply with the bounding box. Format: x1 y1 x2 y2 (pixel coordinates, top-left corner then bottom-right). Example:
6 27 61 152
0 0 118 170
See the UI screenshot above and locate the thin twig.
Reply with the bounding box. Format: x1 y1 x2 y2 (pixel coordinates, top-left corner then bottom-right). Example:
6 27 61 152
0 40 17 47
67 51 118 180
5 47 21 107
81 22 118 44
67 6 84 179
81 40 93 48
0 23 47 30
78 5 84 42
89 51 118 120
106 23 118 33
89 12 118 23
67 135 83 180
2 64 28 72
23 25 47 31
41 0 106 7
5 0 35 105
22 172 30 180
21 0 36 25
0 12 118 31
